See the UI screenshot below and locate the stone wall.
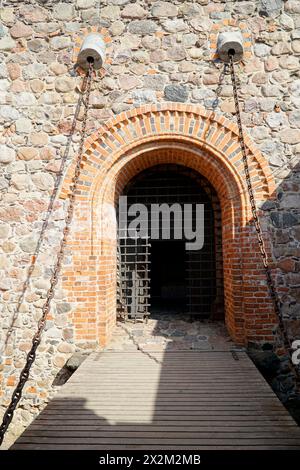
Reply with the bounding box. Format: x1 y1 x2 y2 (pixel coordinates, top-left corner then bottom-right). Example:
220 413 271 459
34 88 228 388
1 0 300 445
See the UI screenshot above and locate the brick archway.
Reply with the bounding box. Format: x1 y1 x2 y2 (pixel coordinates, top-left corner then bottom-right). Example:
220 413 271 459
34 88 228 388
60 103 276 348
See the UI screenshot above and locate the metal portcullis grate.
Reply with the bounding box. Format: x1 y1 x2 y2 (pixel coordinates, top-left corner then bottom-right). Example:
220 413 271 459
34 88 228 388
117 234 151 322
117 164 224 321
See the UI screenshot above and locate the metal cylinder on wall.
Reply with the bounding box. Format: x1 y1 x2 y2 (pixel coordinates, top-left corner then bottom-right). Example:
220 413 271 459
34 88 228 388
217 31 244 62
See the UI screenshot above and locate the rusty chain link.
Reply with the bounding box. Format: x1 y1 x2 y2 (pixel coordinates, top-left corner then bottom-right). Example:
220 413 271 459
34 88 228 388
3 68 90 352
211 62 228 114
202 63 228 143
0 62 94 446
229 53 300 382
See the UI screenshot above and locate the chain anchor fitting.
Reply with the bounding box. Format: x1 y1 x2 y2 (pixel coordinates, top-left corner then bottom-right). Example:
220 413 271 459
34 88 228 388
217 31 244 63
77 33 106 71
228 51 300 384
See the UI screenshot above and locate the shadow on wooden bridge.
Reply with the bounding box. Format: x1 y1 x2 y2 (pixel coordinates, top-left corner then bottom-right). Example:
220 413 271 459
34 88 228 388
11 348 300 450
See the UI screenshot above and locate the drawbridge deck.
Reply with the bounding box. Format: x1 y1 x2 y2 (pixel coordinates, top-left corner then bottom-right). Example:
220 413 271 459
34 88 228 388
12 351 300 450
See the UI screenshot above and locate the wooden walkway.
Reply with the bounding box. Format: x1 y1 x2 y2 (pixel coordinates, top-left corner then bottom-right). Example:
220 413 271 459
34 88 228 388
13 351 300 450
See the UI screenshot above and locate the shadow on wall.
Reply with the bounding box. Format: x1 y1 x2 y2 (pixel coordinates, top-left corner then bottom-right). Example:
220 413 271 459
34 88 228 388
0 87 86 354
257 155 300 404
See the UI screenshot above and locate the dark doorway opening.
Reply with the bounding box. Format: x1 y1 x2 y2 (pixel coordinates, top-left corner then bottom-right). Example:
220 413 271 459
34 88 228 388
151 240 186 313
117 164 224 321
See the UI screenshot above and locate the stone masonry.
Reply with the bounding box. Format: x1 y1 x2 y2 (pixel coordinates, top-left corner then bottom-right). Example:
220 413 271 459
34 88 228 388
1 0 300 446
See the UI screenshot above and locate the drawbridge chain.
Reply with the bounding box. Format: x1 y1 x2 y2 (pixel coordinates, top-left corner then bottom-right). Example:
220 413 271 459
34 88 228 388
229 53 300 383
0 62 94 446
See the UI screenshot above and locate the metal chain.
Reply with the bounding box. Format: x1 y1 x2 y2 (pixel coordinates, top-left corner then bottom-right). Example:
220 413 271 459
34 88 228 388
117 323 163 365
3 72 89 352
0 62 94 446
203 63 228 142
229 54 300 381
211 62 228 114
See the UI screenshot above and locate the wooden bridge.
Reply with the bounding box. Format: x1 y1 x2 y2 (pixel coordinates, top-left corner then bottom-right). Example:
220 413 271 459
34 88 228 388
12 350 300 450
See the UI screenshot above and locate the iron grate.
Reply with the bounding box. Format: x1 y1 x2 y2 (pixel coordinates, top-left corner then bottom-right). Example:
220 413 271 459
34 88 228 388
117 165 224 321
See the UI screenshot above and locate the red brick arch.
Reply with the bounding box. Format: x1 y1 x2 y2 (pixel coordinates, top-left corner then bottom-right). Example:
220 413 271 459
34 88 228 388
59 103 276 348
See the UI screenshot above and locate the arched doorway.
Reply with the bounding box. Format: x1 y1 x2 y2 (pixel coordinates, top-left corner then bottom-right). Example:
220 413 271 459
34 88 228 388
59 103 276 348
118 164 224 321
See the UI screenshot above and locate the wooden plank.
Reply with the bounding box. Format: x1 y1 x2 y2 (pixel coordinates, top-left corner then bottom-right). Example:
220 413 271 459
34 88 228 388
11 444 300 450
13 437 300 445
30 415 295 429
60 385 271 390
20 430 300 439
40 410 285 415
54 396 274 401
28 424 296 431
45 404 285 410
32 417 294 424
32 416 294 423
